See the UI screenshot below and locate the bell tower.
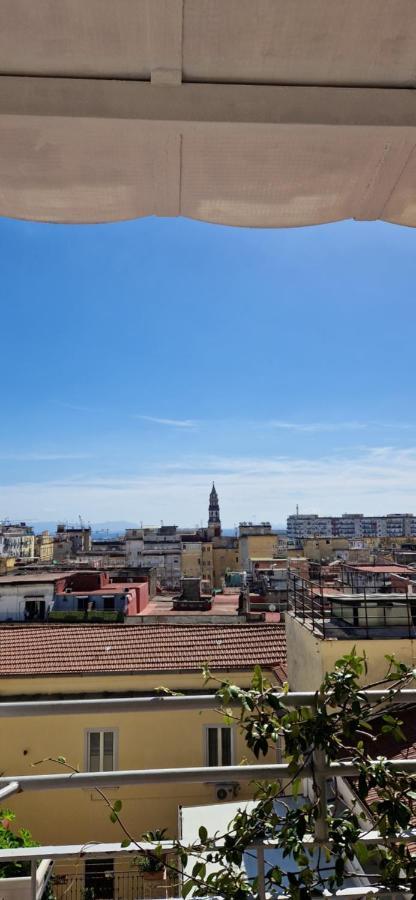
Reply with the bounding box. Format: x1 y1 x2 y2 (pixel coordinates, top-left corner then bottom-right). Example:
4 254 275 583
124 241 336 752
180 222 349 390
208 482 221 537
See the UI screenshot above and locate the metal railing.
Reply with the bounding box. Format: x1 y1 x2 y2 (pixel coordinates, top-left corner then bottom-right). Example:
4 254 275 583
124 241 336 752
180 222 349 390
0 691 415 899
288 572 416 639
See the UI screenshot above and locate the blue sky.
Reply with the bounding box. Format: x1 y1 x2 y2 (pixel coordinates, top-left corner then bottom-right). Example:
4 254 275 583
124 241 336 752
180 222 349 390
1 215 415 527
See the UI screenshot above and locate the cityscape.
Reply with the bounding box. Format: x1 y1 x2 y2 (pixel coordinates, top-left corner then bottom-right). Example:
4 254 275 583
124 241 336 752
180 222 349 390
2 482 416 895
1 2 416 898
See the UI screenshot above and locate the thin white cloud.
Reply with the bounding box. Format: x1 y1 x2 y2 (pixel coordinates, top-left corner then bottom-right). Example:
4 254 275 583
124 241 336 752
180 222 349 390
267 420 413 433
134 415 198 429
2 445 416 522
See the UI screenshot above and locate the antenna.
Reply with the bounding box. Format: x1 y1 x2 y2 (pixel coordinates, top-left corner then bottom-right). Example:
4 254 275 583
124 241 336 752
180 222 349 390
296 504 299 516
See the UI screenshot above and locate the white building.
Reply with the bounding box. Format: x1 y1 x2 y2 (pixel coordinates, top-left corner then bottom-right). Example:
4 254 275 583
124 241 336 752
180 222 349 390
287 513 416 542
141 527 182 588
0 573 72 621
124 528 145 566
0 524 35 559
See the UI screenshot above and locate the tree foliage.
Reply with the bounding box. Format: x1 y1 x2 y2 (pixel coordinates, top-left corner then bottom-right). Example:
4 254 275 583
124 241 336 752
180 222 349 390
36 649 416 898
0 809 38 878
110 650 416 899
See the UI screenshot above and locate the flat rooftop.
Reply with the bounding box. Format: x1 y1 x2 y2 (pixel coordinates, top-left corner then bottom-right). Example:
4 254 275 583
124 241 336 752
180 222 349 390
139 593 281 620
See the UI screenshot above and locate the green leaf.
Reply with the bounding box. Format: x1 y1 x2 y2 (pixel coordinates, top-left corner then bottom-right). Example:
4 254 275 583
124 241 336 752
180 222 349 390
198 825 208 843
251 665 264 693
113 800 122 813
182 878 194 898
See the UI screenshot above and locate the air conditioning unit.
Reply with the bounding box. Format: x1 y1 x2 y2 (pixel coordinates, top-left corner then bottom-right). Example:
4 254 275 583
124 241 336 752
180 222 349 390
214 782 240 801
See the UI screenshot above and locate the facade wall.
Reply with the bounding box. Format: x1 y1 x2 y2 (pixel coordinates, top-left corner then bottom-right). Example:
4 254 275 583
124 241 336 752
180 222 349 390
0 583 56 621
288 514 416 541
0 669 279 845
239 535 278 571
143 534 182 587
213 547 240 588
125 538 144 566
0 557 15 575
302 538 350 562
286 613 416 691
0 533 35 559
201 542 213 587
35 532 54 563
181 543 202 579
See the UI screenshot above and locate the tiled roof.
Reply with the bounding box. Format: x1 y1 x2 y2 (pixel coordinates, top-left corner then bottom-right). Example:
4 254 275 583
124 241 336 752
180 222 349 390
0 623 287 678
0 572 77 584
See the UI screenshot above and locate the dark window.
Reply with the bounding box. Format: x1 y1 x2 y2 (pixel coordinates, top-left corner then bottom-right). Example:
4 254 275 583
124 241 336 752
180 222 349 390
24 600 45 621
85 859 114 898
206 726 232 766
87 730 115 772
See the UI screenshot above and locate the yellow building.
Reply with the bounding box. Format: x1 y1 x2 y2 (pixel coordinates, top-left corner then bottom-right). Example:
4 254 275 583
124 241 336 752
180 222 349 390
212 542 240 588
0 556 15 575
0 622 286 848
239 534 280 571
181 540 213 588
302 537 350 562
35 530 54 563
286 575 416 690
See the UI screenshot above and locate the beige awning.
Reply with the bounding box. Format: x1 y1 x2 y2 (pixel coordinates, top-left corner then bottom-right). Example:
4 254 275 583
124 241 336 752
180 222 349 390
1 0 416 227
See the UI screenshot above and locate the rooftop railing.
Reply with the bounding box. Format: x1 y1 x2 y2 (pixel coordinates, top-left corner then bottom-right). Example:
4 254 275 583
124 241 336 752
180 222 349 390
288 572 416 639
0 691 416 898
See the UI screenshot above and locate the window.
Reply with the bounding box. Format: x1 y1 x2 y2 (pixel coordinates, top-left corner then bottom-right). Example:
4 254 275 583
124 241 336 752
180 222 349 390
24 600 45 621
85 859 114 898
86 730 116 771
205 726 233 766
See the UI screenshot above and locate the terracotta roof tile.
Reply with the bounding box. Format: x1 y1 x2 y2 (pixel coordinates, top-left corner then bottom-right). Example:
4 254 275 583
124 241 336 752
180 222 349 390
0 622 287 678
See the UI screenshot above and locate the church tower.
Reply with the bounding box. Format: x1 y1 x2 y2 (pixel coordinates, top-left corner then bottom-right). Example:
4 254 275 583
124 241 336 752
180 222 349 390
208 482 221 537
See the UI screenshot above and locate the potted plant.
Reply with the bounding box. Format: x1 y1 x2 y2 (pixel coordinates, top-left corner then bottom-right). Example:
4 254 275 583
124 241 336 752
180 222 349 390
0 809 52 899
135 829 167 881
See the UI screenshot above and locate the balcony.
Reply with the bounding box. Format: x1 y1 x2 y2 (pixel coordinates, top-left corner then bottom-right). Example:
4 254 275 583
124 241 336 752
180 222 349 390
288 573 416 639
0 691 415 899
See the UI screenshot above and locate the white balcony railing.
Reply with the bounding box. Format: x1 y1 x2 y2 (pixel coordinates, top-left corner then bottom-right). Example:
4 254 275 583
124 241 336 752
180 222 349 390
0 691 415 899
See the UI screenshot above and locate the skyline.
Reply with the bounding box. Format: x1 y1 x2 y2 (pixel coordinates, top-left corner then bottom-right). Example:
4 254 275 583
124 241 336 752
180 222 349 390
1 214 416 525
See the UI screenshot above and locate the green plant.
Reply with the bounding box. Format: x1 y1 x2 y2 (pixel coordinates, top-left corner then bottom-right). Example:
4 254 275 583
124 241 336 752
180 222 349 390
0 809 39 878
135 829 167 874
46 651 416 899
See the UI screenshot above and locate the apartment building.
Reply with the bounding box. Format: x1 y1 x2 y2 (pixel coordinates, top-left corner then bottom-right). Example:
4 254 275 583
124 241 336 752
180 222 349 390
34 530 54 563
0 622 287 847
141 526 182 589
286 569 416 689
287 512 416 542
55 524 92 554
0 523 35 560
238 523 283 572
212 536 239 588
